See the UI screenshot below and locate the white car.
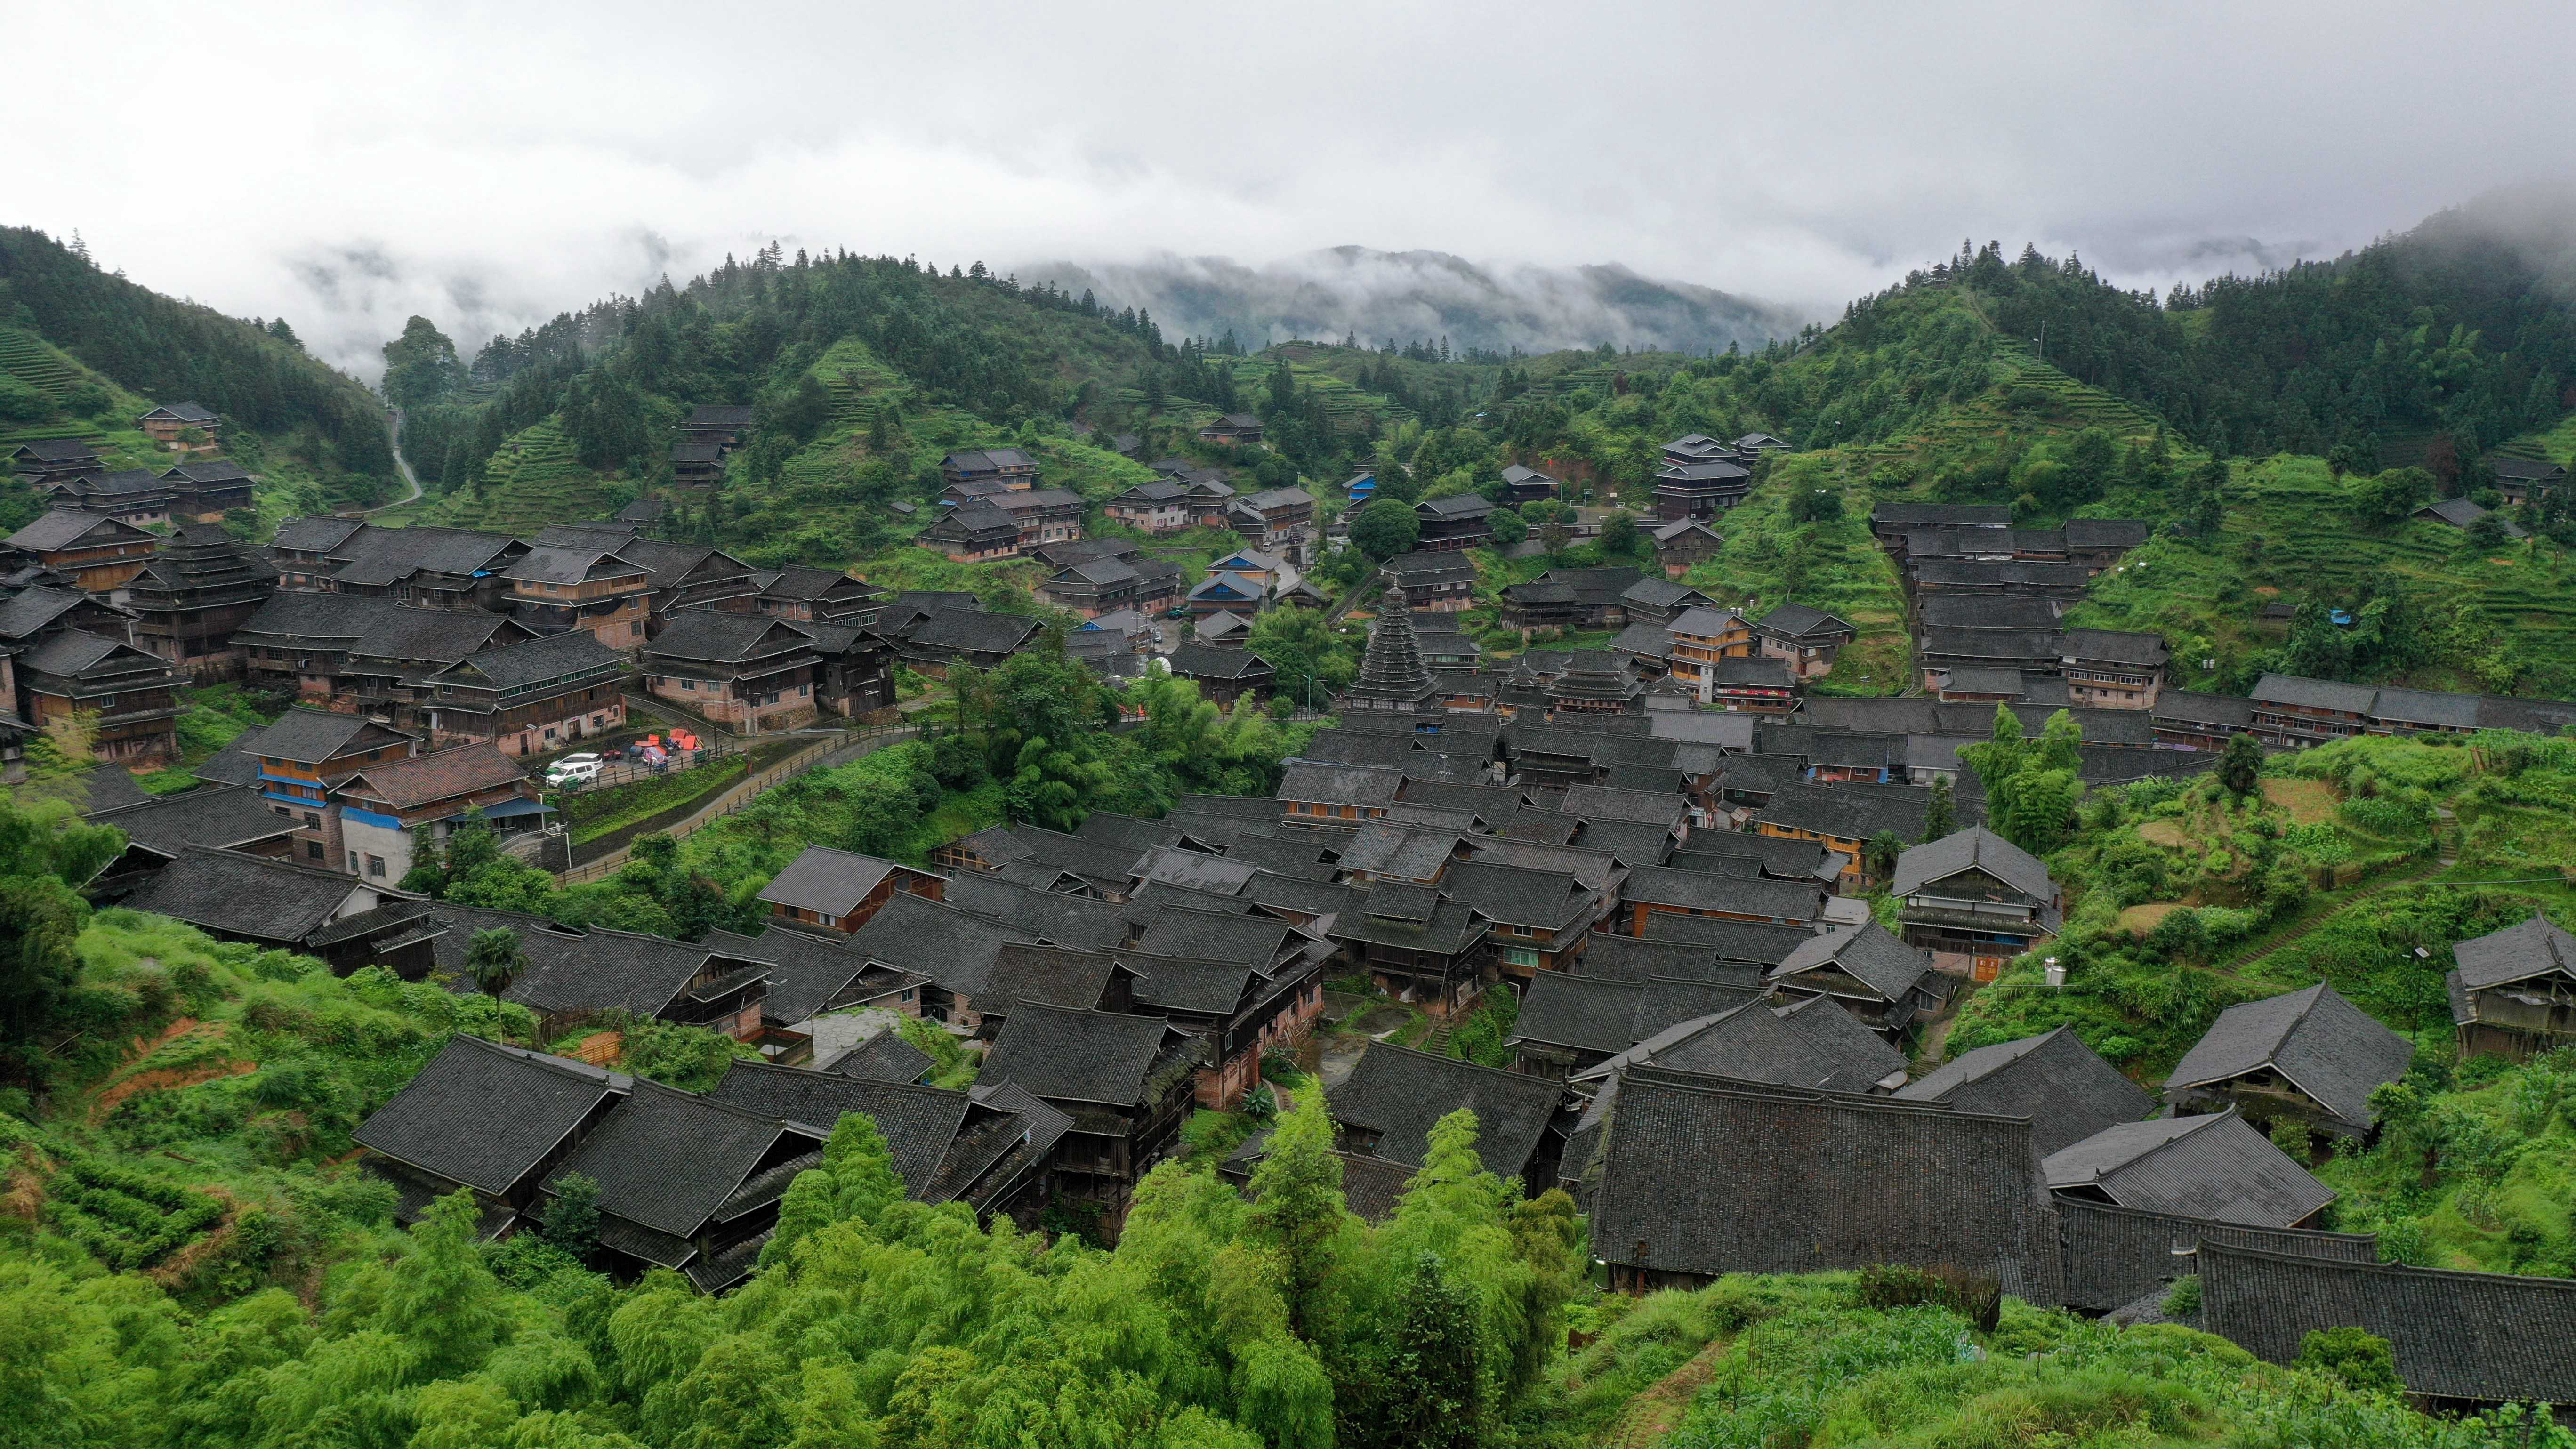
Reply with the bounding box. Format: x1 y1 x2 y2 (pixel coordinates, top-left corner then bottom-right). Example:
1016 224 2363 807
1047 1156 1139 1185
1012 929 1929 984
544 753 605 786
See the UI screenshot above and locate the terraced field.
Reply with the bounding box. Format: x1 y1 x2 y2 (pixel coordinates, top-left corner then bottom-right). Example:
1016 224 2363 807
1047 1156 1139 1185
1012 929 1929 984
2070 454 2576 694
813 335 910 434
464 417 616 532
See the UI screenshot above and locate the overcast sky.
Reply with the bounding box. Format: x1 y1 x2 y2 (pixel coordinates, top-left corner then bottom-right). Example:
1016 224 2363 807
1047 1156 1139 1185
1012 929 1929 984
13 0 2574 376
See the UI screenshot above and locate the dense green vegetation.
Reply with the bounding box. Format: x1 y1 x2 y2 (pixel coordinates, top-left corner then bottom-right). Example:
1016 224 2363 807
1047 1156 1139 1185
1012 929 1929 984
0 227 397 498
1937 727 2576 1279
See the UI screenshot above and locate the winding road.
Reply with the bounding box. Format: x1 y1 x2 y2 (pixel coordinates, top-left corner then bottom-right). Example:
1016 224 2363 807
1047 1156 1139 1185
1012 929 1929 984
358 407 425 515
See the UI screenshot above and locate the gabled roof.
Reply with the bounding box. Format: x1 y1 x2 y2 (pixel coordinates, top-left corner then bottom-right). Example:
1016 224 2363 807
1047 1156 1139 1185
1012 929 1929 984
2250 672 2378 715
121 846 388 944
1278 759 1405 808
1624 866 1823 923
1414 493 1494 520
1512 971 1763 1058
644 609 817 665
708 1059 978 1194
1755 602 1851 637
825 1030 935 1084
2452 912 2576 990
2044 1111 2332 1226
700 925 884 1025
501 544 646 585
981 1002 1189 1108
1896 1028 2151 1155
0 585 99 641
542 1078 812 1240
1586 1068 2051 1290
1575 931 1775 983
335 746 530 811
906 607 1041 656
1331 1043 1564 1176
505 926 757 1020
7 508 151 552
80 785 297 859
756 845 908 917
1892 826 2053 902
250 707 413 765
357 1035 626 1193
2165 983 2412 1133
1602 995 1903 1092
430 629 622 691
1773 921 1932 1003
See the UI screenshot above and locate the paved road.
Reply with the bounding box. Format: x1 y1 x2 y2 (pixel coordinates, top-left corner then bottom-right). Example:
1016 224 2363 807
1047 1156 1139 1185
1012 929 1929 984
358 407 426 516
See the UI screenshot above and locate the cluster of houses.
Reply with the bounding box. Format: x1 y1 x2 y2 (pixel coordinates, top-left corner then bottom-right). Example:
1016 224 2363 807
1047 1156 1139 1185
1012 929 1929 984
1653 432 1787 521
925 450 1320 567
84 581 2561 1409
1869 500 2576 750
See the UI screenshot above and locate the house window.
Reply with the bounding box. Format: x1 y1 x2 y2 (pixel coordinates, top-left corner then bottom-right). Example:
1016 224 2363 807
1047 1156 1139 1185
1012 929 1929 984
303 812 321 828
348 851 360 871
366 855 386 878
683 679 696 690
1504 947 1540 968
307 842 325 861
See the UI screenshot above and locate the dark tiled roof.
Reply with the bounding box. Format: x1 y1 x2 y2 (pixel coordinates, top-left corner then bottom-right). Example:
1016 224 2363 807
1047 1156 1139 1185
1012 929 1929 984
840 891 1025 983
700 925 880 1024
646 610 815 665
436 629 624 690
255 706 414 763
756 845 903 916
2055 1196 2377 1315
356 1035 625 1192
1560 784 1688 828
8 509 146 552
1278 759 1405 808
2450 912 2576 990
1616 996 1900 1092
544 1079 809 1238
2044 1111 2332 1225
981 1003 1186 1108
2198 1241 2576 1405
708 1060 970 1192
1871 502 2011 528
1754 602 1851 637
1752 781 1933 843
2250 672 2378 714
1574 932 1769 985
1624 866 1822 923
1513 972 1762 1057
1774 921 1932 1003
1892 826 2053 902
2061 629 2169 667
908 607 1041 656
86 785 298 856
121 846 378 943
1896 1028 2152 1156
2165 983 2412 1133
1587 1069 2051 1293
0 585 97 641
1332 1043 1564 1176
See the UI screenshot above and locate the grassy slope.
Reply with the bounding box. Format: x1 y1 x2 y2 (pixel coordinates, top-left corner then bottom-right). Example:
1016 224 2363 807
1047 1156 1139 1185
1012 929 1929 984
0 320 345 526
2067 454 2576 697
1553 1273 2467 1449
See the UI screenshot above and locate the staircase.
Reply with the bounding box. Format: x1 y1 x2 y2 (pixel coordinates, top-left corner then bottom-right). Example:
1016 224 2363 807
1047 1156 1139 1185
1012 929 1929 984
1417 1025 1455 1057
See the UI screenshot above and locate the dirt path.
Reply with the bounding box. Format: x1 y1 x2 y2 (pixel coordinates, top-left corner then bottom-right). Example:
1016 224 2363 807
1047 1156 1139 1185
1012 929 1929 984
1602 1338 1731 1449
88 1019 253 1124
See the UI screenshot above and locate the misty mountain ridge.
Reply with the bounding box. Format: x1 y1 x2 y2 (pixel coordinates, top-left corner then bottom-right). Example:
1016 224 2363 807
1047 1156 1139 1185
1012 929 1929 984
1024 246 1809 356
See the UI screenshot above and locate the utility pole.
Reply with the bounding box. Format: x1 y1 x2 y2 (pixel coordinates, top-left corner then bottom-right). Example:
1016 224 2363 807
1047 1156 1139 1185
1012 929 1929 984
2033 320 2046 365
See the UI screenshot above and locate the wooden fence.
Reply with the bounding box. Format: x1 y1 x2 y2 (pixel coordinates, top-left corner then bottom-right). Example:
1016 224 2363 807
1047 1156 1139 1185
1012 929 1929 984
556 721 916 883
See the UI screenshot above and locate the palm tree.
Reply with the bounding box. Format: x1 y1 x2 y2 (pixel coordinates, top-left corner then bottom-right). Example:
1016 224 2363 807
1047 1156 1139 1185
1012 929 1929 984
467 927 527 996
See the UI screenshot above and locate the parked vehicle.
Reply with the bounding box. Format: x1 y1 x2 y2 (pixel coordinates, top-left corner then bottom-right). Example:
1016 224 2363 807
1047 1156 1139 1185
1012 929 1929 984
545 753 605 786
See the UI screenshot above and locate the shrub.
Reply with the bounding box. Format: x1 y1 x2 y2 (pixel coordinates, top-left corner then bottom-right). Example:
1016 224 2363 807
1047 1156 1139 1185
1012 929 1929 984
2160 1274 2201 1318
2294 1326 2404 1396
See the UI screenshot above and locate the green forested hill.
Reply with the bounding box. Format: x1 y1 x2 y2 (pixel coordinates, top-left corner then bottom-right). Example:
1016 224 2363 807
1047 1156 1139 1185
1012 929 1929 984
0 227 398 511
